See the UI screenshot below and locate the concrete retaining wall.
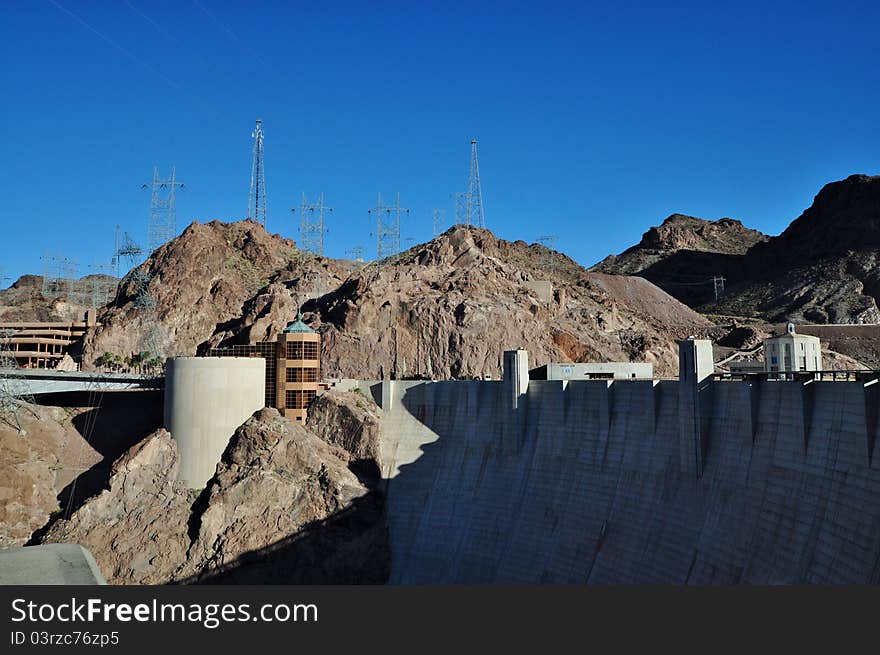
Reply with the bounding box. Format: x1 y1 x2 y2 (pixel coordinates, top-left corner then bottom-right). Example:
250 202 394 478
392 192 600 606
376 377 880 583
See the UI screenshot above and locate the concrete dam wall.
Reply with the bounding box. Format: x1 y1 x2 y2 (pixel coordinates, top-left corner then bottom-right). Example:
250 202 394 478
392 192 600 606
372 366 880 583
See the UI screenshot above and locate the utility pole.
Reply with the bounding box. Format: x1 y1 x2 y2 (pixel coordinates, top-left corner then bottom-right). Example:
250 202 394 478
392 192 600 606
713 275 726 302
298 193 332 257
537 235 558 274
369 193 410 263
143 167 184 252
432 209 446 237
248 118 267 227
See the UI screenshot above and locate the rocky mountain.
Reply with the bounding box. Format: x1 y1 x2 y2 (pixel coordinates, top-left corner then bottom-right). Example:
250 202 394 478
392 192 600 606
591 214 768 307
81 219 709 378
713 174 880 323
0 274 114 323
81 219 354 364
41 396 389 584
593 174 880 324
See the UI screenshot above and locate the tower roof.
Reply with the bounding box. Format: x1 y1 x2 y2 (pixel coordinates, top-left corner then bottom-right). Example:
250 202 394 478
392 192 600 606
283 310 315 334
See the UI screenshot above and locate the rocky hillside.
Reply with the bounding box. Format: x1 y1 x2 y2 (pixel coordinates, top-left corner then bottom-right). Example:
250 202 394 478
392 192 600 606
41 399 389 584
594 175 880 324
77 219 709 378
207 226 709 377
81 219 354 364
713 174 880 323
591 214 768 306
0 274 113 323
594 213 767 274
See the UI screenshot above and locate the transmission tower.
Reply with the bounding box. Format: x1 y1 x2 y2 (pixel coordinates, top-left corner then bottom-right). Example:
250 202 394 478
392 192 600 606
369 193 410 262
713 275 726 302
452 191 468 226
432 209 446 237
86 262 116 310
143 166 184 252
537 235 558 274
112 224 144 278
466 138 485 229
248 118 267 227
41 253 76 298
298 193 332 256
347 246 365 262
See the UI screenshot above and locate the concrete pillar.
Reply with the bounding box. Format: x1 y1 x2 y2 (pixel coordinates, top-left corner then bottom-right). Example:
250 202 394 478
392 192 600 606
503 349 529 410
164 357 266 488
678 339 714 477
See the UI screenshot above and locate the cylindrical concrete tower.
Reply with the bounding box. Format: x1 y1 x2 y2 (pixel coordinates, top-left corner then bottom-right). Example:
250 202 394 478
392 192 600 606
164 356 266 488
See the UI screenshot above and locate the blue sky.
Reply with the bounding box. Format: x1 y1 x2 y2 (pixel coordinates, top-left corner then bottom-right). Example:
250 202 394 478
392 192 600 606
2 0 879 283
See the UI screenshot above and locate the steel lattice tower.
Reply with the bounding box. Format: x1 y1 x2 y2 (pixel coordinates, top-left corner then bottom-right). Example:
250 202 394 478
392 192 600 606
432 209 446 237
143 167 184 252
369 193 410 262
453 191 468 226
111 224 144 278
249 119 267 227
537 235 558 274
298 193 332 256
466 138 485 229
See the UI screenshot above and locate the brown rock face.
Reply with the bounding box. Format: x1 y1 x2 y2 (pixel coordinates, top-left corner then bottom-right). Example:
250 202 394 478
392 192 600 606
40 407 389 584
81 219 353 366
0 404 99 548
593 175 880 324
715 175 880 323
307 390 382 474
39 429 191 584
0 274 112 323
591 214 768 307
69 219 707 378
299 226 709 378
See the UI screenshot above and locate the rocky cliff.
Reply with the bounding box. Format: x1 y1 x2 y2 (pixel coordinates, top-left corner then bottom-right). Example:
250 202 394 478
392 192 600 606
40 402 389 584
714 174 880 323
591 214 768 307
593 175 880 324
76 219 708 378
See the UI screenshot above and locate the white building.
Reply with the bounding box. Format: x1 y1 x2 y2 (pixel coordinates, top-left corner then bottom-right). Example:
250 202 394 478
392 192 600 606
531 361 654 381
763 323 822 374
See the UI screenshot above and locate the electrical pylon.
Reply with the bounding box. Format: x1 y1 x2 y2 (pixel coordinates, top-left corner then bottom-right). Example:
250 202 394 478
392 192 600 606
143 167 184 252
466 138 485 229
248 119 267 227
298 193 332 257
369 193 410 262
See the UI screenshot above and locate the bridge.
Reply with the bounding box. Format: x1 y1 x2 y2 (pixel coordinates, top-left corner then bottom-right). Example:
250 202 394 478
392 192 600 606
0 368 164 396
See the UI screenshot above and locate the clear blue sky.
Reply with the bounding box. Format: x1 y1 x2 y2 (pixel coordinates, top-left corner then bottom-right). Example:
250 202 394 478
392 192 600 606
2 0 879 284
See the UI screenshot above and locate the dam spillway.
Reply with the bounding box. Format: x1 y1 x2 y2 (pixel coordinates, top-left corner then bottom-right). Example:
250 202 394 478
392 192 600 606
371 360 880 583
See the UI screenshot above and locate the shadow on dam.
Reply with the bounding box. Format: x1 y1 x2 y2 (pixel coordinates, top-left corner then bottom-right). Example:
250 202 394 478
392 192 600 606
32 377 880 584
377 378 880 584
139 377 880 584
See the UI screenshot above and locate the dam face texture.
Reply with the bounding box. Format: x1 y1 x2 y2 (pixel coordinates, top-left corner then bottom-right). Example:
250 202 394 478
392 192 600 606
373 341 880 584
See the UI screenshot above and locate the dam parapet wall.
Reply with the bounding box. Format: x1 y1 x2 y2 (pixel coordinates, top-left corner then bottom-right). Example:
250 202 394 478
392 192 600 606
371 349 880 583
